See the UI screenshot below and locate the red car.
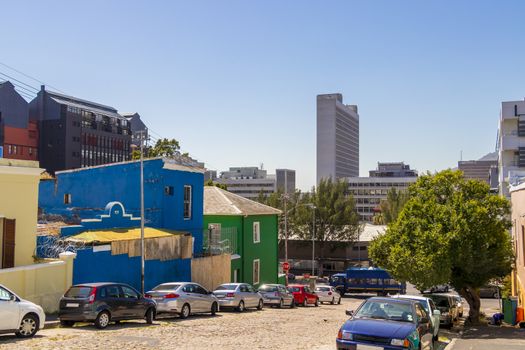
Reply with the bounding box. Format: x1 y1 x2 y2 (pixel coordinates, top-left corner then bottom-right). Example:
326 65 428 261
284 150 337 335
287 284 319 307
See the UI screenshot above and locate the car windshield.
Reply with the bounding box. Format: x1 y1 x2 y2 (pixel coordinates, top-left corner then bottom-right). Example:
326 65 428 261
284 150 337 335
259 285 278 292
65 286 93 298
153 283 181 291
354 300 415 323
288 287 301 292
216 284 238 291
316 287 330 292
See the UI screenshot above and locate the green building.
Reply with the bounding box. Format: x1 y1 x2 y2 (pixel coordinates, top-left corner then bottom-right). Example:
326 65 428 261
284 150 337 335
203 186 282 286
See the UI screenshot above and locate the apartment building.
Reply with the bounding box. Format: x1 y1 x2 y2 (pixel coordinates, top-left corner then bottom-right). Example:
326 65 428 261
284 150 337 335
346 162 418 222
498 99 525 197
29 86 132 173
0 81 38 161
317 93 359 182
458 152 498 186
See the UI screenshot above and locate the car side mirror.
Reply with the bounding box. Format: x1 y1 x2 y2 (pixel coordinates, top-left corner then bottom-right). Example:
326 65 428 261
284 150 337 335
346 310 354 316
433 310 441 316
9 294 16 302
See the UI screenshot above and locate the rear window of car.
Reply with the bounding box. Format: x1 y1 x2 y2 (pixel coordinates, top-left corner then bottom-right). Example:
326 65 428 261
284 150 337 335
316 287 330 292
288 287 301 292
216 284 238 291
153 284 181 291
259 285 278 292
65 286 93 298
428 295 450 307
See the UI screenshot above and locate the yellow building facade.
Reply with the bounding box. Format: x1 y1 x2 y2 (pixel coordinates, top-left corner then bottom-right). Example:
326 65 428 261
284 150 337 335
510 183 525 307
0 158 42 267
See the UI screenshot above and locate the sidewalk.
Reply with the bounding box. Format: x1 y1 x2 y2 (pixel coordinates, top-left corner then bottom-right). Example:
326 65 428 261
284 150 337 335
44 314 60 329
446 324 525 350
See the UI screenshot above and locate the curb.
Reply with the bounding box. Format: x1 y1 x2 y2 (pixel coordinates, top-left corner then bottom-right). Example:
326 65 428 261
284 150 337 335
44 320 61 329
444 338 458 350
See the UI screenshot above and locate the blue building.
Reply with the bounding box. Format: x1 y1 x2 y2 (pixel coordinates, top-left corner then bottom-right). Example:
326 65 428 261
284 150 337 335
39 157 204 254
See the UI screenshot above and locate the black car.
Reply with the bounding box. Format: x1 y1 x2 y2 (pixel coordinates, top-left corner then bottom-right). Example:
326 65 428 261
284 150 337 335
58 282 156 329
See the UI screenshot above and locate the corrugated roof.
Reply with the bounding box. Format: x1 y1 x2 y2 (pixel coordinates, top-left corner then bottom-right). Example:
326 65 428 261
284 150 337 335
204 186 282 216
49 95 124 119
66 227 186 244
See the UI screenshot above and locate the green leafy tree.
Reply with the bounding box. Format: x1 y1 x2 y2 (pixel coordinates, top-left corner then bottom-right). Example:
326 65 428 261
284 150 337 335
379 188 410 224
295 178 360 276
149 138 180 157
257 189 302 240
369 170 513 324
204 179 227 190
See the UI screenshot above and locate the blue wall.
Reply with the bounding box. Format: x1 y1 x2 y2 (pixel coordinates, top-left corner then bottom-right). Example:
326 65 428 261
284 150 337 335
73 249 191 292
39 158 204 253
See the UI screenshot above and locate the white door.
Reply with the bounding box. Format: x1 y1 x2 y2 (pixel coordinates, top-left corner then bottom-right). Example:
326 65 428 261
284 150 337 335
0 287 19 330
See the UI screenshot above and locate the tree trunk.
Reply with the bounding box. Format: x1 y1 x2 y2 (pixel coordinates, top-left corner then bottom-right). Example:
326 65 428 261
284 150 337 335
460 287 481 325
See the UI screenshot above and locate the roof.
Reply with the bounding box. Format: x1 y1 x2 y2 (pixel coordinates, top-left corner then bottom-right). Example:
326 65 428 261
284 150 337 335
391 294 429 302
48 94 123 119
368 297 413 304
66 227 186 244
203 186 282 216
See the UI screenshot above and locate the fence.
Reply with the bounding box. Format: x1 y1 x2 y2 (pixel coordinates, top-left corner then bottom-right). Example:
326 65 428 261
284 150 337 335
202 226 238 256
191 254 231 291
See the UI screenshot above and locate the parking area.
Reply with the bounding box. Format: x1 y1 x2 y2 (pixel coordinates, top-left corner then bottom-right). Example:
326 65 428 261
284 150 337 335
0 293 466 350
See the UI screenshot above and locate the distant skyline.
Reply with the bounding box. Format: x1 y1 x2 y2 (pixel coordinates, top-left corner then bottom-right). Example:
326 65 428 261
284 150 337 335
1 1 525 190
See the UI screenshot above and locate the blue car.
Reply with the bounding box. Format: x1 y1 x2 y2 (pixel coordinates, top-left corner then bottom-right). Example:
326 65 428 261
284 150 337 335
337 297 434 350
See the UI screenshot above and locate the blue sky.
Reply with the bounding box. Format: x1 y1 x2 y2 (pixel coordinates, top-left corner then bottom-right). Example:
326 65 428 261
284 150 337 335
2 1 525 190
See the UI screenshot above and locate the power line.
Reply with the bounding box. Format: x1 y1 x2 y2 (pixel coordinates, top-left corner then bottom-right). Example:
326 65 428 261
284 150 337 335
0 71 39 92
0 76 38 96
0 61 66 93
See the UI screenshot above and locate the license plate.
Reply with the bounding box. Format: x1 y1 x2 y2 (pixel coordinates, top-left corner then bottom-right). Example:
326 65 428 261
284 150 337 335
66 303 79 308
154 297 163 301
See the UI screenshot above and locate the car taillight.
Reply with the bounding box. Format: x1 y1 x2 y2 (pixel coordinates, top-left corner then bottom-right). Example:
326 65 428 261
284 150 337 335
164 293 180 299
328 292 332 295
337 329 343 340
145 293 152 298
88 287 97 304
226 293 235 298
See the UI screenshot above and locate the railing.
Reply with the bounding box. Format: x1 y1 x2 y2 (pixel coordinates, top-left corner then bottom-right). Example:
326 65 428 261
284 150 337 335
202 226 238 256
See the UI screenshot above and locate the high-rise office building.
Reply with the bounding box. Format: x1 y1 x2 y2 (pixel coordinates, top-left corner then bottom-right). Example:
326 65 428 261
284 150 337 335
276 169 295 194
317 93 359 183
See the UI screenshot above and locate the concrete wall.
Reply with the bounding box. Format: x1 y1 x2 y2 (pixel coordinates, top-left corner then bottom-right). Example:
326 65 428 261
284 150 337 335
0 252 75 313
191 254 231 291
0 159 42 267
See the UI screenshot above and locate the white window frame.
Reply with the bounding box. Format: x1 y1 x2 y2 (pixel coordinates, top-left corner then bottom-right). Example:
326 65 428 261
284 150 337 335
183 185 192 220
64 193 72 205
253 259 260 285
253 221 260 243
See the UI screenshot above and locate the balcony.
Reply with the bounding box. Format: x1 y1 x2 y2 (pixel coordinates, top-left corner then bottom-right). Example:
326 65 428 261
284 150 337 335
500 132 525 151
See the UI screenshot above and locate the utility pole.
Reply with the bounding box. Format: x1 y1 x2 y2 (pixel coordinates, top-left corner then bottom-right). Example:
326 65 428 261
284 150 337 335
139 129 146 294
283 173 289 285
311 205 316 276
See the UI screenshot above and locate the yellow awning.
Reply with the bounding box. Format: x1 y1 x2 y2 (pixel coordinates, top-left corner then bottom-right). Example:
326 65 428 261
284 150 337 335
66 227 186 244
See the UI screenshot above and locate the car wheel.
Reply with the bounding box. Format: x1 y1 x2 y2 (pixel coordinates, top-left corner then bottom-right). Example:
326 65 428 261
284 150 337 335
60 320 75 327
257 299 264 310
237 300 245 312
314 298 319 307
302 298 307 307
210 302 218 316
15 314 39 338
180 303 191 319
290 299 296 308
331 297 335 305
278 299 284 308
95 311 111 329
145 308 155 324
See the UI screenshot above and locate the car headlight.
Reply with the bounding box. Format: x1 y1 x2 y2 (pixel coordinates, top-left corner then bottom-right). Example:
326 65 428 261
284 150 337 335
391 338 409 347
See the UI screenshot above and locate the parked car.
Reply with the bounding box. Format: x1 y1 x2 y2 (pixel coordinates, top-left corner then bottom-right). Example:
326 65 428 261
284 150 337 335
452 295 464 317
145 282 218 319
337 297 434 350
258 284 295 308
479 285 500 299
423 293 458 329
315 285 341 305
59 282 156 329
391 294 441 341
420 284 450 293
288 284 319 307
212 283 264 312
0 284 46 338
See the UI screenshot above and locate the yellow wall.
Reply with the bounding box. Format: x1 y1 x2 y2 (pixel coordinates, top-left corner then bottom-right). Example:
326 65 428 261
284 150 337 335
0 252 75 313
191 254 231 291
510 186 525 307
0 159 42 267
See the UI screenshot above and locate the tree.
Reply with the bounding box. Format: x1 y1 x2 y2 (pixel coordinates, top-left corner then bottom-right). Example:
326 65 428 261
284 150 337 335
204 179 227 190
369 170 513 324
132 138 181 160
295 178 360 276
379 188 410 224
257 189 302 240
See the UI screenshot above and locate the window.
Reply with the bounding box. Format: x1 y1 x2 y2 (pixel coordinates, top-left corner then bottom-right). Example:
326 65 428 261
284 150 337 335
121 286 139 299
164 186 174 196
253 259 260 285
0 287 11 301
194 284 208 295
253 221 260 243
64 194 72 205
183 185 192 219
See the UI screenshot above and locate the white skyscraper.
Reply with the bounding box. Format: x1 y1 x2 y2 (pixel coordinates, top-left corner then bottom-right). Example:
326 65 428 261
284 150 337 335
316 93 359 182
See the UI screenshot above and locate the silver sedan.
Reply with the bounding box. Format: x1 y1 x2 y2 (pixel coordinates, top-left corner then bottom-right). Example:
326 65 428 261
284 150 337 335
258 284 295 308
213 283 264 312
145 282 219 319
315 285 342 304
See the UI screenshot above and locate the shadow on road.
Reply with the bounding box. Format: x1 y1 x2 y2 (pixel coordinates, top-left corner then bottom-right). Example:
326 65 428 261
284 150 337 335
462 324 525 340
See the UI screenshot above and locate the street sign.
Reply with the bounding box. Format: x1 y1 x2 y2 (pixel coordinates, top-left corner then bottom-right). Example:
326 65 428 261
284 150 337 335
282 262 290 271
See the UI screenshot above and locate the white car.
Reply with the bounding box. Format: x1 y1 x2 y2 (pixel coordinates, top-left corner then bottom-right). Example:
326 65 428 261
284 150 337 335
0 284 46 338
391 294 441 341
314 285 341 304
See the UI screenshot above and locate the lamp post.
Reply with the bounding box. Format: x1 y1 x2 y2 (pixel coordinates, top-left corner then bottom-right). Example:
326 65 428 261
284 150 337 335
139 130 147 294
